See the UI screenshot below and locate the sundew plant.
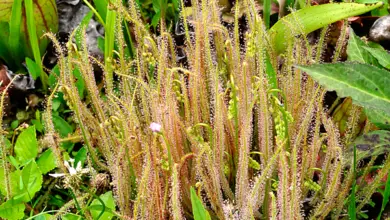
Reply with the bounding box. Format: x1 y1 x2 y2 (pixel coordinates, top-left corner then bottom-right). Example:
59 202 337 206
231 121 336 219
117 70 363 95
1 0 390 219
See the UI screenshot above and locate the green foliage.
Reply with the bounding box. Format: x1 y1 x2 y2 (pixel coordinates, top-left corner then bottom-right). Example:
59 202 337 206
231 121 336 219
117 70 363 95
190 187 211 220
0 0 58 72
36 149 57 175
89 191 116 219
269 2 382 54
345 130 390 162
0 199 25 220
14 126 38 165
297 63 390 117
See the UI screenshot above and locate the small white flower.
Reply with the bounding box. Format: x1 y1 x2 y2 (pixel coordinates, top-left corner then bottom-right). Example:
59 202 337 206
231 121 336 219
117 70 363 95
149 122 162 132
49 158 89 178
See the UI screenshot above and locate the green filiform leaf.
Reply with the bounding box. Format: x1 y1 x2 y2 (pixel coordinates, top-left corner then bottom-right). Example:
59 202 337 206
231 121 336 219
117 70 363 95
0 199 25 220
269 2 383 54
296 62 390 114
347 28 378 65
14 125 38 165
190 187 211 220
363 46 390 69
90 191 116 220
345 130 390 162
36 149 57 174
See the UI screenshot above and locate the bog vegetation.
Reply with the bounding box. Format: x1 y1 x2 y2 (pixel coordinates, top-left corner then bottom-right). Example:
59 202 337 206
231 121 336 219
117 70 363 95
0 0 390 219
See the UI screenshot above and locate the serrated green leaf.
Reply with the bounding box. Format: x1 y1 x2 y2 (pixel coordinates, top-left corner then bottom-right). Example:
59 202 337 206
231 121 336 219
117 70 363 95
363 46 390 69
365 108 390 130
0 199 25 220
345 130 390 163
190 187 211 220
90 191 116 220
269 2 383 54
37 149 57 174
14 126 37 165
347 28 378 65
296 62 390 114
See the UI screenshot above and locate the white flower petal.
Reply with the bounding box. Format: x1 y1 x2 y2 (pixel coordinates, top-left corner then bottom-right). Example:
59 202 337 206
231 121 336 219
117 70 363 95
49 173 66 178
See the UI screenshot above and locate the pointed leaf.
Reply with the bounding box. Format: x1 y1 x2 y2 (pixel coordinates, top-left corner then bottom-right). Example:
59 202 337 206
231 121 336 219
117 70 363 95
14 125 38 165
36 149 57 174
296 62 390 114
190 187 211 220
269 2 383 54
365 108 390 130
347 28 378 65
363 46 390 69
18 160 43 202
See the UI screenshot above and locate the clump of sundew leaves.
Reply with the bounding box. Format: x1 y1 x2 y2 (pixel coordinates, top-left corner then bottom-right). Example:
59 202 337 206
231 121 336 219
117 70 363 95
0 0 390 219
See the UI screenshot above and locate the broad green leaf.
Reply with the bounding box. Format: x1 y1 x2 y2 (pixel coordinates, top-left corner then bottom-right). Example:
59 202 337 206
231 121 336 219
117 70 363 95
347 28 378 65
74 147 87 167
0 199 25 220
363 46 390 69
14 125 38 165
52 115 73 137
190 187 211 220
365 108 390 130
345 130 390 162
18 160 43 202
26 57 41 80
269 2 383 54
36 149 57 174
90 191 116 220
296 63 390 114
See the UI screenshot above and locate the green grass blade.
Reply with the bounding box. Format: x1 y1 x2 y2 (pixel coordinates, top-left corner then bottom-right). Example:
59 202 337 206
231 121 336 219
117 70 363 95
25 0 48 90
269 2 383 54
263 0 271 29
296 62 390 114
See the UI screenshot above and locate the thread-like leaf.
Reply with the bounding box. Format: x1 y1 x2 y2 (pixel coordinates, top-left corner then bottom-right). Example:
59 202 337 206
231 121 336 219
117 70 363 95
296 62 390 114
269 2 383 54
